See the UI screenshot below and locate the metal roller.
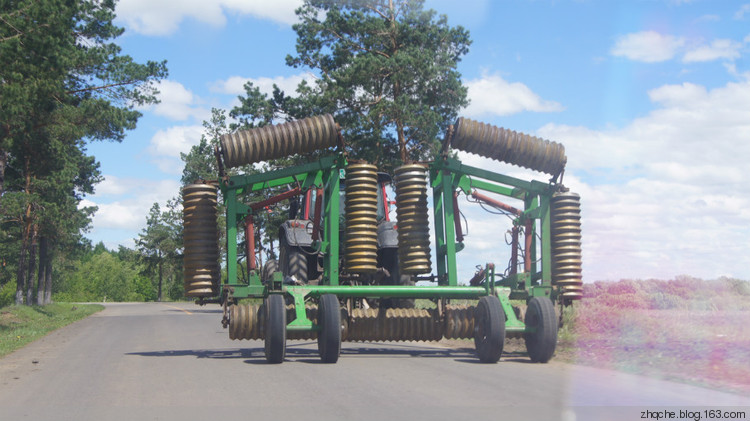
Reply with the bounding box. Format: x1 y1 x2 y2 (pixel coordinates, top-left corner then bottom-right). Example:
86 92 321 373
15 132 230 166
220 114 338 168
228 302 507 342
345 164 379 273
443 305 475 339
452 117 567 176
183 184 220 298
228 303 318 340
550 192 583 300
346 308 443 342
394 165 432 274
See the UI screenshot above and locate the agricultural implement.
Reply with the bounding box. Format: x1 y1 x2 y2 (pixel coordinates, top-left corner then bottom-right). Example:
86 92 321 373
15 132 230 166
182 114 583 364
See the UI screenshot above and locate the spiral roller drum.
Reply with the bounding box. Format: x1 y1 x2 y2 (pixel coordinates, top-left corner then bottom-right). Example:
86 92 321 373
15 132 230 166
452 117 567 177
550 192 583 300
394 165 432 274
346 308 443 342
229 304 318 340
183 184 220 298
219 114 338 168
228 302 489 342
345 164 379 273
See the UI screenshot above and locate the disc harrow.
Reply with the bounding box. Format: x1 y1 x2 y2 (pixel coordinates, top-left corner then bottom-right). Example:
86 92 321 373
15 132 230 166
182 183 220 298
394 164 432 274
344 163 379 273
220 114 338 168
451 117 567 177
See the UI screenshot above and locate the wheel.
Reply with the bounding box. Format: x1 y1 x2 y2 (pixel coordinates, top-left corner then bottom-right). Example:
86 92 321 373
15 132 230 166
317 294 342 363
280 235 308 284
524 296 558 363
261 259 278 284
474 295 505 363
264 294 286 364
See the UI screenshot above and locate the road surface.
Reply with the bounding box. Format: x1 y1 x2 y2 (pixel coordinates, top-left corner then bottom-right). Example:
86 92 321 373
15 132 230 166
1 302 748 421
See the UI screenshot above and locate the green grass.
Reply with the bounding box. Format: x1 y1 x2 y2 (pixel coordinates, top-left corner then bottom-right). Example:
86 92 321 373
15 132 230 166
0 303 104 358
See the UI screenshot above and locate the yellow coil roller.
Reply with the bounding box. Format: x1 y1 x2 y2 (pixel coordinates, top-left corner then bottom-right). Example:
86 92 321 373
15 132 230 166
452 117 567 176
183 183 220 298
550 192 583 300
345 164 379 273
394 164 432 275
220 114 338 168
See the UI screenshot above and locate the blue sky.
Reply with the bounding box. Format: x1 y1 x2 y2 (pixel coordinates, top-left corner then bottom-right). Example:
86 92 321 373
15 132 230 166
82 0 750 282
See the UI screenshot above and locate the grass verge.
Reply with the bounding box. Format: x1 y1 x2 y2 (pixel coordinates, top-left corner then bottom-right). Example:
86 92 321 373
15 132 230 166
0 303 104 358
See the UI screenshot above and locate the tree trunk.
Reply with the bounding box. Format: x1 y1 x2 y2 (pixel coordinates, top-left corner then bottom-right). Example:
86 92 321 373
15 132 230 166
37 236 48 305
15 204 33 305
26 226 37 305
44 249 53 305
0 148 7 195
157 250 163 302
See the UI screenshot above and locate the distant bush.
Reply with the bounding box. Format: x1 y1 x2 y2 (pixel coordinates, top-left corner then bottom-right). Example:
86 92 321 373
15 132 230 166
0 281 14 308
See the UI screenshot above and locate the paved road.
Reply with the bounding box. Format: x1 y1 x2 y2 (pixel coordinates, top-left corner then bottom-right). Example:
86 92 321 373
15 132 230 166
1 302 748 421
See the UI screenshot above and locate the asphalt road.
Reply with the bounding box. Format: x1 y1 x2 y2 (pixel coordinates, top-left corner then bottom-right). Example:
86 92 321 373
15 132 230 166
1 302 748 421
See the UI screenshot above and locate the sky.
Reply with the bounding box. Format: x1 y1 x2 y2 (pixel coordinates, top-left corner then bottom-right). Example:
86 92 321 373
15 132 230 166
81 0 750 283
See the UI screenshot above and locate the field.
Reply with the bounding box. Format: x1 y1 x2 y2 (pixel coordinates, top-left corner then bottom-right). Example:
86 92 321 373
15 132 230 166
553 276 750 394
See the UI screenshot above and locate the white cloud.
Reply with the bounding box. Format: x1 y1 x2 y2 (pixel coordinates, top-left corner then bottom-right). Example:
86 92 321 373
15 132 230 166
83 178 181 232
463 72 564 117
147 125 205 174
683 39 742 63
147 80 209 122
734 3 750 20
533 78 750 280
116 0 301 36
210 73 315 96
611 31 685 62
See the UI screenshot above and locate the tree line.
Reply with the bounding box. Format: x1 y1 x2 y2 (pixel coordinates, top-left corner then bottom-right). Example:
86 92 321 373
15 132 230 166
1 0 471 306
0 0 167 305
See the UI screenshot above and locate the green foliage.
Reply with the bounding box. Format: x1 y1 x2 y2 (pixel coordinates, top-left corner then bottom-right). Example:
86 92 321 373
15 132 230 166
0 280 15 307
284 0 471 170
0 303 103 357
54 247 146 302
0 0 167 305
136 200 183 301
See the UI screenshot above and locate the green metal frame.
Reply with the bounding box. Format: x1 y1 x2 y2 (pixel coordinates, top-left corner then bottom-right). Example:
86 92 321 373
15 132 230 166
215 153 559 336
430 157 558 302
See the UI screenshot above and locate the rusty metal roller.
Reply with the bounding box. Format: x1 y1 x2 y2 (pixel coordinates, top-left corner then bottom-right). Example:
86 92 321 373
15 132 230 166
220 114 338 168
550 192 583 300
228 304 317 340
346 308 443 342
443 305 475 339
345 164 379 273
394 165 432 274
183 184 220 298
452 117 567 176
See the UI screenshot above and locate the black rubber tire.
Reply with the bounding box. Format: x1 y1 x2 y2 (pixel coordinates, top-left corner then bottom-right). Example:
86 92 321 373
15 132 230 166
287 248 308 283
261 259 278 284
317 294 342 363
524 296 558 363
264 294 286 364
474 296 505 363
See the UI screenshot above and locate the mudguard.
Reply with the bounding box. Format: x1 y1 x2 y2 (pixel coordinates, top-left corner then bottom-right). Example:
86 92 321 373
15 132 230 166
280 220 314 247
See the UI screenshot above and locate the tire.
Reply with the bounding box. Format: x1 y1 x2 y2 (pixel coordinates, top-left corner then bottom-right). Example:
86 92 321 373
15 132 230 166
474 295 505 363
261 259 278 284
317 294 342 363
280 235 308 284
264 294 286 364
524 296 558 363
